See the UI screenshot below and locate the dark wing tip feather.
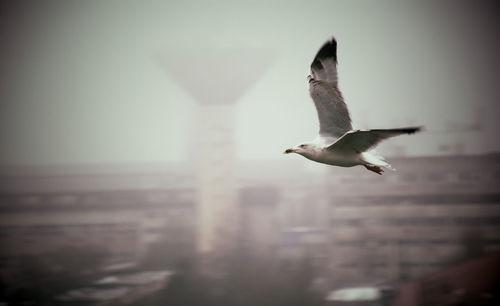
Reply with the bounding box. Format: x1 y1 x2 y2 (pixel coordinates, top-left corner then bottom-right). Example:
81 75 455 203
370 126 423 135
312 37 337 64
311 58 323 72
404 126 423 134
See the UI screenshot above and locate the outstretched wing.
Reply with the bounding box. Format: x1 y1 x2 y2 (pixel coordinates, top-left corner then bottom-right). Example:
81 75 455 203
309 37 352 139
327 127 422 153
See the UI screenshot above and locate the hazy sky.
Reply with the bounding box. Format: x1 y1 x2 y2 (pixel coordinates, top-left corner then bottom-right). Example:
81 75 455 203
1 1 499 166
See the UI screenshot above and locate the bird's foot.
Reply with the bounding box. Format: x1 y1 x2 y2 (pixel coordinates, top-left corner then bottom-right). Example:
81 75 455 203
364 164 384 175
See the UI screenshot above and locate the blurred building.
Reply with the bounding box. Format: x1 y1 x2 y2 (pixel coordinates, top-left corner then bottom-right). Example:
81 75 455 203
159 46 273 255
238 186 280 256
0 164 196 265
393 251 500 306
0 153 499 292
324 154 500 285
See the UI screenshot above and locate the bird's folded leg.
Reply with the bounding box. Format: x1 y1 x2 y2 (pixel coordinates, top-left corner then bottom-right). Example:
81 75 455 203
364 164 384 175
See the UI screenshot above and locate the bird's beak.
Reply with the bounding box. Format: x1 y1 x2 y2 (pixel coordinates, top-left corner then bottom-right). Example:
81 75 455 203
283 148 297 154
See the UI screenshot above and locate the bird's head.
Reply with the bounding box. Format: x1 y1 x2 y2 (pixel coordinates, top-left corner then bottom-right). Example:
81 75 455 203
283 143 312 156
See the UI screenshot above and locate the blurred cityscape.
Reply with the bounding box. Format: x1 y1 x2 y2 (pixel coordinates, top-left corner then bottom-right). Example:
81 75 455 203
1 2 500 305
1 153 499 305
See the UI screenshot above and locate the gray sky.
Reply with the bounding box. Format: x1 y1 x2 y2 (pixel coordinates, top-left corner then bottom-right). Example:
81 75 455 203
1 1 499 166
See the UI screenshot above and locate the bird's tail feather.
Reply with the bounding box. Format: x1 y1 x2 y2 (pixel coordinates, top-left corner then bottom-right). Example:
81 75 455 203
363 150 396 171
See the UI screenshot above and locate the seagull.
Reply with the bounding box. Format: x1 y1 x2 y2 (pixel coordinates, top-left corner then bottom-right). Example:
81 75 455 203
284 37 421 175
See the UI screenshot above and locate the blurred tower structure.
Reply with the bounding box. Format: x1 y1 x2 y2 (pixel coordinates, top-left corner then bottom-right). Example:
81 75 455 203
160 46 273 255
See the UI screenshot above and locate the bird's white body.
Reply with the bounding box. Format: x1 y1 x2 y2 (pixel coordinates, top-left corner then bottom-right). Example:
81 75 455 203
296 137 359 167
303 149 363 167
284 37 421 175
292 139 387 168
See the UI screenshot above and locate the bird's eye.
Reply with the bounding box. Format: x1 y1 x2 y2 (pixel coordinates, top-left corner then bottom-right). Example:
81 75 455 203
299 144 306 148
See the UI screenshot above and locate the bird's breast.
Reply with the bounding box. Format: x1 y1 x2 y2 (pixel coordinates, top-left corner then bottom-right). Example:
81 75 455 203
309 150 362 167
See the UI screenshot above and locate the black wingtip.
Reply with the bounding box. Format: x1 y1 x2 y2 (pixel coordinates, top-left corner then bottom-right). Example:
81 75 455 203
405 126 424 134
371 127 424 135
314 36 337 63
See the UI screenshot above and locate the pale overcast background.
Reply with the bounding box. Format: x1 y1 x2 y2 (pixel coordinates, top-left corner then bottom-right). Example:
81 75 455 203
1 1 499 166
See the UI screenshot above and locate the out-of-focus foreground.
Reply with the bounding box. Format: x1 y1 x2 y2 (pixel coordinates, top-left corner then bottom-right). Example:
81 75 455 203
1 154 499 305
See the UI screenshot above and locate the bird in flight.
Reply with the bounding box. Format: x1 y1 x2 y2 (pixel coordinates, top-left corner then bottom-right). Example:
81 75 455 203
284 37 421 175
